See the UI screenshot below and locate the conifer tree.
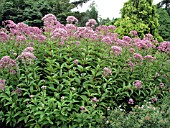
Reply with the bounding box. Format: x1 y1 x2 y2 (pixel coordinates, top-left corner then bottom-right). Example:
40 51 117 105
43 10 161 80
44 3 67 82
115 0 163 41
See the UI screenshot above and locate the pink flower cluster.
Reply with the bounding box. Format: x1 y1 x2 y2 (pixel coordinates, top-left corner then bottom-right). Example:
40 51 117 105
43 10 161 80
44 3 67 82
130 30 138 36
42 14 58 27
0 31 9 41
96 25 109 34
91 97 99 103
133 80 142 89
110 46 122 55
3 20 46 42
144 55 156 61
101 36 112 44
158 41 170 52
23 47 34 53
96 25 118 42
151 97 157 103
134 39 155 49
74 27 97 40
103 67 112 76
108 25 116 31
51 28 67 40
41 86 47 90
66 16 78 24
73 59 78 65
0 78 6 91
128 98 134 104
42 14 63 33
134 53 143 60
0 56 18 74
65 24 77 36
17 47 36 64
86 19 97 28
123 36 132 43
12 87 22 96
80 106 85 112
129 48 135 53
144 34 153 40
2 20 16 28
159 83 165 88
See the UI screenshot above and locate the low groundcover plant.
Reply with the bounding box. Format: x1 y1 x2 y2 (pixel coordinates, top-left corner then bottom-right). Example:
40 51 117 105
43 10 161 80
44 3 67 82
0 14 170 128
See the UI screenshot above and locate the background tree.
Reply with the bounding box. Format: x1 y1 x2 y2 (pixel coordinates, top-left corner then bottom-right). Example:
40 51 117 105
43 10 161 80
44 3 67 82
157 0 170 10
0 0 53 27
71 0 91 7
157 0 170 15
157 8 170 41
75 1 99 26
85 1 99 23
0 0 92 27
114 0 163 41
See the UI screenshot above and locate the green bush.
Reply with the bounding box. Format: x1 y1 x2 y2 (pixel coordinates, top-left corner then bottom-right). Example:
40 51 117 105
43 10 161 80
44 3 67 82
113 0 164 42
114 17 149 38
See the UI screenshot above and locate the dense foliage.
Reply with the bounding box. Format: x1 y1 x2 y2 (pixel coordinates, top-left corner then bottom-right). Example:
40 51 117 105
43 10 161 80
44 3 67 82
157 0 170 15
0 14 169 127
114 0 163 41
157 8 170 41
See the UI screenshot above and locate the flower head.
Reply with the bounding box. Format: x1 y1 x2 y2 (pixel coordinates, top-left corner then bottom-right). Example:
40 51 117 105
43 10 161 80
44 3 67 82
0 56 18 74
17 52 37 64
129 48 135 53
144 55 156 61
110 46 122 55
158 41 170 52
128 98 134 104
73 59 78 65
159 83 164 88
80 106 85 112
91 97 99 103
66 16 78 24
86 19 97 28
103 67 112 76
101 36 112 44
41 86 46 90
151 97 157 103
23 47 34 53
130 30 138 36
133 80 142 89
134 53 143 60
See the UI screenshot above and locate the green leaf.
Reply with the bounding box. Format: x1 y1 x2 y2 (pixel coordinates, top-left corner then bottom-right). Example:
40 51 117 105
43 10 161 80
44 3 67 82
46 117 53 124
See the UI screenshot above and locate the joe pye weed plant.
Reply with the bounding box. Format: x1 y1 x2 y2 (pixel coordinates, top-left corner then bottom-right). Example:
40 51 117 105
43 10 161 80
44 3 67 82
0 14 170 127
